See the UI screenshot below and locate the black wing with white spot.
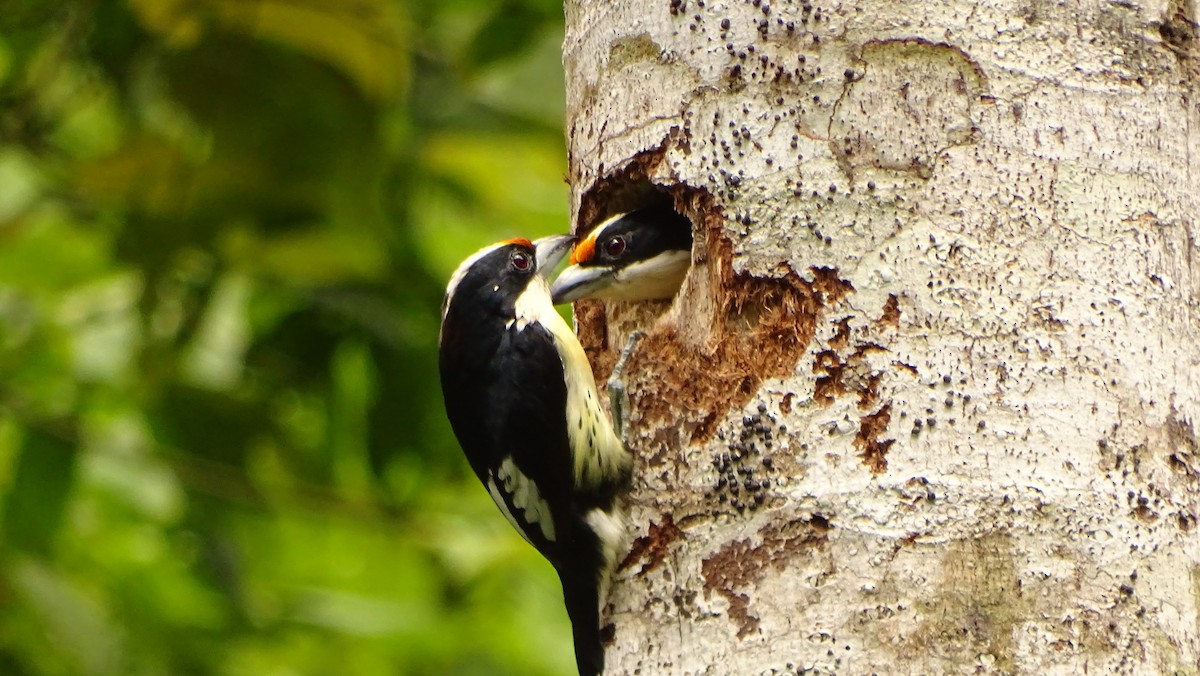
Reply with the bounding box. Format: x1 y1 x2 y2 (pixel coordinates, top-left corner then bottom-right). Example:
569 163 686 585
478 322 575 563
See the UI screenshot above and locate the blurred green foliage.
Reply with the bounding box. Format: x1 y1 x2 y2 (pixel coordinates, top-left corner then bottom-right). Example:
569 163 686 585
0 1 575 673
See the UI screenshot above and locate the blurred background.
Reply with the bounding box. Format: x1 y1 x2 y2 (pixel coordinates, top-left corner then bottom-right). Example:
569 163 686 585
0 0 575 673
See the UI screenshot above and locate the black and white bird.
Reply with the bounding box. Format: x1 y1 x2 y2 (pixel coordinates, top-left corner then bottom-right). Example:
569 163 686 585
551 205 692 304
438 235 632 676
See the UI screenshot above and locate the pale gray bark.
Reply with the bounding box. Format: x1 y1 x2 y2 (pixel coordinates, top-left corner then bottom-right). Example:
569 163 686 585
563 0 1200 673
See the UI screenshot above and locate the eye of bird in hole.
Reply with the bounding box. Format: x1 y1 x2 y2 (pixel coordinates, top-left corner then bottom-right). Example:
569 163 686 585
603 235 627 257
551 204 692 304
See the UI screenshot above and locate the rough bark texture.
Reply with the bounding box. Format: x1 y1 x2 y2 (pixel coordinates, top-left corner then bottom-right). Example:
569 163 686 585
563 0 1200 673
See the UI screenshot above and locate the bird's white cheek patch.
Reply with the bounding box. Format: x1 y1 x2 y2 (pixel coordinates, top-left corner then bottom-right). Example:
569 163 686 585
608 250 690 300
509 276 555 332
496 458 556 542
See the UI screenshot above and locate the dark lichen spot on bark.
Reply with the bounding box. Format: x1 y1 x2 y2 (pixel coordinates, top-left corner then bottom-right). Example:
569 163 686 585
599 621 617 646
779 392 794 414
701 518 829 639
808 513 830 534
726 593 760 638
829 317 852 350
1157 0 1198 81
1133 504 1160 524
857 373 883 410
672 589 699 619
813 350 847 406
1168 452 1199 481
878 294 901 328
855 404 894 473
1165 407 1199 482
1177 512 1197 531
620 514 683 576
1018 0 1041 26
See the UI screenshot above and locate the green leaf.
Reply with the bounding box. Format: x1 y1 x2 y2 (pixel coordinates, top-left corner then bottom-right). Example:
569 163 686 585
468 2 549 67
2 424 78 556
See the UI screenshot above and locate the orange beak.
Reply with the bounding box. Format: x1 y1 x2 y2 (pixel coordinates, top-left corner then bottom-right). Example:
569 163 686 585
569 234 597 266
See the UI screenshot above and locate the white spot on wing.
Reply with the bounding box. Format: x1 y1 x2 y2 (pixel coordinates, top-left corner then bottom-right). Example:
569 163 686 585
496 458 556 542
487 476 532 546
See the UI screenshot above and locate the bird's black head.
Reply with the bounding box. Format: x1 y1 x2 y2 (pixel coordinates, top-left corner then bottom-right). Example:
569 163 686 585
442 238 536 323
550 205 692 303
439 235 575 347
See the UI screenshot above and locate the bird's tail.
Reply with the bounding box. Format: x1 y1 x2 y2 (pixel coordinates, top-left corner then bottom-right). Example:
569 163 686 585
560 560 604 676
562 502 628 675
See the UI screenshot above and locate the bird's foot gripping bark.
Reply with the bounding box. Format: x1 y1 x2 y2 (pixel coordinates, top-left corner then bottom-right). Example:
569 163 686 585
606 330 646 440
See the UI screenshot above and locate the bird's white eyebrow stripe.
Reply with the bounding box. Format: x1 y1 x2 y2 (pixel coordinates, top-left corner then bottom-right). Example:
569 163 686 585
442 242 507 320
581 212 630 241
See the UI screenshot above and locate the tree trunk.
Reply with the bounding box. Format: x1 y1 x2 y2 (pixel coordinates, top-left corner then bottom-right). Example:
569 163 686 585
563 0 1200 672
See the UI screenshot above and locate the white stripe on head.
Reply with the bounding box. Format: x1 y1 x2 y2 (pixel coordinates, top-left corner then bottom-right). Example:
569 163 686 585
576 212 633 262
442 242 508 321
571 212 631 267
587 211 631 240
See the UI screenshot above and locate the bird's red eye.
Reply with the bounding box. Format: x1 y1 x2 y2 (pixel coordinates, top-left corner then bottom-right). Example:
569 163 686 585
510 250 532 272
604 236 627 257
